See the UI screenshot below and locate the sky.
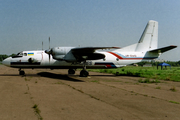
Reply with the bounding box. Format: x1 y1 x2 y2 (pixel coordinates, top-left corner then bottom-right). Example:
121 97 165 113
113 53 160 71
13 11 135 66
0 0 180 61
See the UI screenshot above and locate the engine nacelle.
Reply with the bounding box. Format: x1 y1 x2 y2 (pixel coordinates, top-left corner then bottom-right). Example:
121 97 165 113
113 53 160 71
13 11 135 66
28 58 38 63
51 47 74 60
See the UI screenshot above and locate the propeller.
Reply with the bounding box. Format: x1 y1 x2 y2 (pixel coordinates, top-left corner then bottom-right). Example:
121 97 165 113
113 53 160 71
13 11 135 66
45 37 52 63
49 37 50 62
49 37 50 49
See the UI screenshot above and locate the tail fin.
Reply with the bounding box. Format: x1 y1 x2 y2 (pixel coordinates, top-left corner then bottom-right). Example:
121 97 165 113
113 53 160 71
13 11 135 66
114 20 158 52
135 20 158 52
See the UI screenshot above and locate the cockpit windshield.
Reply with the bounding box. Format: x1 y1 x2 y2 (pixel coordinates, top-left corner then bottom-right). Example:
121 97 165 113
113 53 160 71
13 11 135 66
12 52 27 58
17 52 23 56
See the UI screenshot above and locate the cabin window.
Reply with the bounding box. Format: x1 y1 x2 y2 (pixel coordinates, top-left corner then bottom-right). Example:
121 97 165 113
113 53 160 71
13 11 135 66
116 58 119 61
103 58 106 61
23 53 27 56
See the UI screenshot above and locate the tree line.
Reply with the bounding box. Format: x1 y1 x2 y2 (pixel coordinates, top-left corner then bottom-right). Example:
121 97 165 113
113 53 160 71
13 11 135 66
0 54 16 62
137 61 180 67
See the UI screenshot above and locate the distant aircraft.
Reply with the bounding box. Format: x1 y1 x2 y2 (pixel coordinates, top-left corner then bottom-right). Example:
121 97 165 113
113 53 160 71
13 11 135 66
2 20 177 77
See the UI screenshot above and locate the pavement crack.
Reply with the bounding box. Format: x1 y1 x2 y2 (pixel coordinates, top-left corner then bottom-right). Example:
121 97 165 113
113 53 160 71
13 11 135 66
58 81 142 119
25 79 43 120
99 82 180 105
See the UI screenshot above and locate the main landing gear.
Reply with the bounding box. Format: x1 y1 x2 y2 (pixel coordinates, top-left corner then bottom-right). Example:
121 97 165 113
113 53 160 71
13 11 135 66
80 69 89 77
68 61 89 77
19 68 25 75
68 68 89 77
80 61 89 77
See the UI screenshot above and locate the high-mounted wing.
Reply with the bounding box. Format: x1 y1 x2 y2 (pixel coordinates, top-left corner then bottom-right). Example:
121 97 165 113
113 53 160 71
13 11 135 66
71 47 120 52
64 47 120 62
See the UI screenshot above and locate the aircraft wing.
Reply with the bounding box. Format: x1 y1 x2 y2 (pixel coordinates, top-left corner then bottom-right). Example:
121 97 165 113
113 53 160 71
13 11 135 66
64 47 120 62
71 47 120 53
148 45 177 53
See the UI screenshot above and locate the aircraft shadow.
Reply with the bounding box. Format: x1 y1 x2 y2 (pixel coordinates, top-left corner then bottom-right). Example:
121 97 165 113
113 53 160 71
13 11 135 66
0 74 23 76
0 72 83 82
37 72 84 82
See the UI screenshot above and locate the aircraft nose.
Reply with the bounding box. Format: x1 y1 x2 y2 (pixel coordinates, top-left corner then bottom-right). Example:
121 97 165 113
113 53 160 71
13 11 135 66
2 57 11 66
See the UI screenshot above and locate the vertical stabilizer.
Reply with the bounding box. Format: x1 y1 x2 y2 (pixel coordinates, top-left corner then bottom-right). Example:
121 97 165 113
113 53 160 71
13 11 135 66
135 20 158 52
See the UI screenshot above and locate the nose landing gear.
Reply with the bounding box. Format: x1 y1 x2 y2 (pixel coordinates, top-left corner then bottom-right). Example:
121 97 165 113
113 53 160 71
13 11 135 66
68 69 76 75
19 68 25 75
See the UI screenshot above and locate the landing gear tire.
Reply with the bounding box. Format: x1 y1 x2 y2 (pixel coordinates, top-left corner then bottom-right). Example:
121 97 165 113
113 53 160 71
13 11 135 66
68 69 75 75
80 70 89 77
19 70 25 75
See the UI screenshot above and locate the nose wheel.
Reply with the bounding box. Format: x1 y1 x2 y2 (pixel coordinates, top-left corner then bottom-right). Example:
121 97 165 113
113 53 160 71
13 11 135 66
68 69 76 75
19 69 25 75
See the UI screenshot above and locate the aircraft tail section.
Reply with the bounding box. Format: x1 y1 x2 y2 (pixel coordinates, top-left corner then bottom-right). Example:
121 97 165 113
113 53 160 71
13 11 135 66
114 20 158 52
135 20 158 52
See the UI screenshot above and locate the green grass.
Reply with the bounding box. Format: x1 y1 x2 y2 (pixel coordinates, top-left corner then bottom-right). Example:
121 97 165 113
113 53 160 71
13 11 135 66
170 86 177 92
138 78 160 83
32 104 40 114
91 80 99 83
32 104 43 120
89 66 180 82
169 101 180 104
155 86 161 89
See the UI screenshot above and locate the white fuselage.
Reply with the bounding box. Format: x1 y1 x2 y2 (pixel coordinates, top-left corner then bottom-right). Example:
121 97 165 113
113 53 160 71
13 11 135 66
2 50 159 69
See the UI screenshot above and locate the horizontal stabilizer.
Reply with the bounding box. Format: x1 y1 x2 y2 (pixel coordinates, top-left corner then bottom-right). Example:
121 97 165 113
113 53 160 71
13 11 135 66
148 45 177 53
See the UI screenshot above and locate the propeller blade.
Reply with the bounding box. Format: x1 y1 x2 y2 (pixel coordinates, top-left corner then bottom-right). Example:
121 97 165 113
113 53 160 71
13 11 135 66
44 49 51 63
49 37 51 63
42 41 43 50
49 37 50 49
44 37 52 63
49 54 50 63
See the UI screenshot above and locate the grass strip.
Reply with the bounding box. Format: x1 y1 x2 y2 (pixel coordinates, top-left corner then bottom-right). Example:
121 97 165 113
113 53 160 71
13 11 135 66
89 66 180 82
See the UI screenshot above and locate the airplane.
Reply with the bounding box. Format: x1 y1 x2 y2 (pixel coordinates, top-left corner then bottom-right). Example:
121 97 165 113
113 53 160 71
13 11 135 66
2 20 177 77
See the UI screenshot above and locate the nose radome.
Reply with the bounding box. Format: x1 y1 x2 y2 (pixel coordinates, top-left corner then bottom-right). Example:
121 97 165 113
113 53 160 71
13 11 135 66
2 57 11 66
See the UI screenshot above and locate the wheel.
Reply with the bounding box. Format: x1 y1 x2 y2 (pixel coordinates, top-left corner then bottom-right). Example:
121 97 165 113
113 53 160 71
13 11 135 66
68 69 75 74
80 70 89 77
19 70 25 75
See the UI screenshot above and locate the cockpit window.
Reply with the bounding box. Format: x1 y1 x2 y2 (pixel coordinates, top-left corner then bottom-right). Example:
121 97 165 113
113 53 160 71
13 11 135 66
17 52 23 56
12 52 23 58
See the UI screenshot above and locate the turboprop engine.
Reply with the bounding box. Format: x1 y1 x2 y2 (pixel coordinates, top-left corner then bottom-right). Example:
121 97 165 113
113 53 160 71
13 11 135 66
45 47 74 60
28 58 38 63
45 46 106 62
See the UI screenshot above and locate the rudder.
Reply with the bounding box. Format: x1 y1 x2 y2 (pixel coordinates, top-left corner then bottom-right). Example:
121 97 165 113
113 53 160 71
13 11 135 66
135 20 158 52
